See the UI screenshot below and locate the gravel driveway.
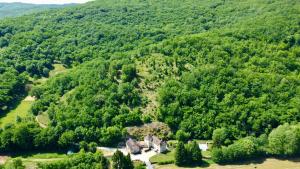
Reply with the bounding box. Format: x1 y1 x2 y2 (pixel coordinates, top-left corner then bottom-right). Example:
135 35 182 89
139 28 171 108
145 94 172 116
97 147 158 169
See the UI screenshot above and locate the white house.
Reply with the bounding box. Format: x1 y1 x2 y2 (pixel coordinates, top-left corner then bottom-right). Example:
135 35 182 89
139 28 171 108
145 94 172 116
144 134 167 153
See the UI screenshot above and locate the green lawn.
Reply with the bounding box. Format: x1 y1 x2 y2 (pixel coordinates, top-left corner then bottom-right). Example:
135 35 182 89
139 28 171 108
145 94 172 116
150 149 213 165
7 152 69 169
0 100 34 127
150 150 175 164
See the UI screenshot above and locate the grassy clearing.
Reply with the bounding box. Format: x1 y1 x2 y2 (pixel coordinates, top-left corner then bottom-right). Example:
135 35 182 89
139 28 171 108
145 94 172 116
136 60 159 117
49 64 67 77
7 152 69 169
36 112 50 127
0 100 34 127
33 64 67 85
150 150 175 164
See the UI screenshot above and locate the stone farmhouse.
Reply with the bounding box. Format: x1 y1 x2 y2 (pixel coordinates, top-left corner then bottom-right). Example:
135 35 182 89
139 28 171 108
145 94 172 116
126 138 141 154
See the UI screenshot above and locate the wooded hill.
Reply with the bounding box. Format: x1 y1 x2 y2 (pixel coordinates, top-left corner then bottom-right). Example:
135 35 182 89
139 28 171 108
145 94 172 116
0 3 71 18
0 0 299 152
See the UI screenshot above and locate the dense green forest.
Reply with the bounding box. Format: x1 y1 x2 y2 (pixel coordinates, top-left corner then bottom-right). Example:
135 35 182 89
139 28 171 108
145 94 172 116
0 3 71 18
0 0 299 156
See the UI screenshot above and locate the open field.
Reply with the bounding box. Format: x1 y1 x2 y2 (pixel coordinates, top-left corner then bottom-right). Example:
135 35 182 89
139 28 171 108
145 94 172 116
154 158 300 169
5 152 69 169
0 98 34 127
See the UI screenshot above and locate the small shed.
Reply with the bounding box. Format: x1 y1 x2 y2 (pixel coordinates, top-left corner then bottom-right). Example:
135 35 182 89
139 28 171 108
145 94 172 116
199 143 208 151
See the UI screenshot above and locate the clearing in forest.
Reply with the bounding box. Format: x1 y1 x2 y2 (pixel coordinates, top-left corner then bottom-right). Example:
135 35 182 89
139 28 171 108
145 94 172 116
0 97 35 127
0 64 67 128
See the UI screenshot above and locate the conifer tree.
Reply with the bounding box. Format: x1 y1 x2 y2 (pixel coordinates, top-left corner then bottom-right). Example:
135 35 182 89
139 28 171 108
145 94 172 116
189 141 202 164
175 141 187 166
112 150 134 169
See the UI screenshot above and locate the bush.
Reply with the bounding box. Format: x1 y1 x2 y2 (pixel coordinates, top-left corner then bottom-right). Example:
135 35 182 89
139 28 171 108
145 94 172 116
212 137 264 164
268 123 300 157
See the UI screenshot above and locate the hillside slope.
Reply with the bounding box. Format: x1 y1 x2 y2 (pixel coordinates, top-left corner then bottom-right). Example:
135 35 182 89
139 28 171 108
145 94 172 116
0 0 299 152
0 3 72 18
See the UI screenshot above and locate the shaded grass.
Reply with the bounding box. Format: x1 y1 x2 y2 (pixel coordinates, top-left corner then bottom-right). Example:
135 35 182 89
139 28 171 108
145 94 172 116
0 100 34 127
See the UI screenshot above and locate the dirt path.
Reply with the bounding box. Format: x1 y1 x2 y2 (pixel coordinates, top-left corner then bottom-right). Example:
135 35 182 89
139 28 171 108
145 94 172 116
97 147 157 169
24 96 36 101
35 116 47 128
155 158 300 169
0 156 8 165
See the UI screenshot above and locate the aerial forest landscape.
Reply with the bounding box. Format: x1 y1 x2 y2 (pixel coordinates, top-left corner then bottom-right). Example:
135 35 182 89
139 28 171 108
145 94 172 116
0 0 299 168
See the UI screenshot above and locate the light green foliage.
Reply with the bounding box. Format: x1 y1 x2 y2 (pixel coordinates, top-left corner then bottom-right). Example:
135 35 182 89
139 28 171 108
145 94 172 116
4 158 25 169
212 128 232 147
175 141 203 166
58 131 75 148
212 137 263 164
268 123 300 156
0 99 34 128
175 130 190 143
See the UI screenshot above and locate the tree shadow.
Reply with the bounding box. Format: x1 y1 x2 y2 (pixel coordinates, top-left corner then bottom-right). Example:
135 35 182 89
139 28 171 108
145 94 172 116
0 150 66 158
274 156 300 163
181 160 211 168
0 91 28 120
219 157 267 166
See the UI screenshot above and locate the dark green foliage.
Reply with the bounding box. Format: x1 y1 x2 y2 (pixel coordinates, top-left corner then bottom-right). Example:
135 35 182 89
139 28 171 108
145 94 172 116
175 141 202 166
0 122 41 152
0 70 27 114
175 142 187 166
121 64 137 82
187 141 202 164
112 150 134 169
